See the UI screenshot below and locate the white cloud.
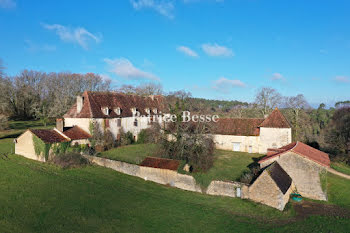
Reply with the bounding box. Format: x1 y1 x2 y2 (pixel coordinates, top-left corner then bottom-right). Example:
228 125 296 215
176 46 198 57
212 77 245 93
202 43 234 57
42 23 101 49
334 76 350 83
271 72 284 81
0 0 16 8
104 58 160 81
130 0 174 19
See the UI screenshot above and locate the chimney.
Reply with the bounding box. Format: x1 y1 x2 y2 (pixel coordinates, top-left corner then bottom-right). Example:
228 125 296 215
264 114 269 119
149 95 154 101
56 118 64 132
77 96 83 113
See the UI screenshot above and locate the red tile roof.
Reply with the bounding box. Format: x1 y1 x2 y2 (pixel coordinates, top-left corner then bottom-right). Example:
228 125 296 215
63 126 91 140
259 141 330 167
30 129 70 144
64 91 165 119
140 157 180 171
212 118 264 136
259 108 291 128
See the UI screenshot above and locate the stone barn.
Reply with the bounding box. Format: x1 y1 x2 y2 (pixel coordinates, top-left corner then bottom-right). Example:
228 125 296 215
15 127 91 162
211 108 292 154
249 162 293 211
15 129 71 162
259 141 330 201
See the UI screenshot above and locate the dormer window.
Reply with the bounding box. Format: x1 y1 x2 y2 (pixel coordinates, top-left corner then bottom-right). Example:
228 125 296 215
131 107 139 115
115 107 121 115
153 108 158 114
145 108 151 115
102 107 110 115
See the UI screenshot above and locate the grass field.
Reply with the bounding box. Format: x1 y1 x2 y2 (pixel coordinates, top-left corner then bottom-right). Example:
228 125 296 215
1 122 350 232
193 150 262 187
0 120 54 139
98 143 159 164
331 162 350 176
1 154 350 233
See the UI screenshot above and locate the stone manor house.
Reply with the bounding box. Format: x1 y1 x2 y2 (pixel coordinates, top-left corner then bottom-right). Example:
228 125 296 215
61 91 291 154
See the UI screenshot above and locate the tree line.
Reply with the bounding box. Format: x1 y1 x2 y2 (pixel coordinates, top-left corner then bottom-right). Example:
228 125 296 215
0 59 349 161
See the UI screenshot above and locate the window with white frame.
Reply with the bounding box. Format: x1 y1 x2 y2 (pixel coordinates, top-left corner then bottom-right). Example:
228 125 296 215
153 108 158 114
145 108 150 115
115 107 121 115
102 107 110 115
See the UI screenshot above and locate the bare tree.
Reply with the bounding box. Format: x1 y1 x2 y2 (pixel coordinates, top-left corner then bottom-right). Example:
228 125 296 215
254 87 282 117
116 82 163 96
285 94 310 141
135 82 163 96
1 70 111 121
116 84 136 94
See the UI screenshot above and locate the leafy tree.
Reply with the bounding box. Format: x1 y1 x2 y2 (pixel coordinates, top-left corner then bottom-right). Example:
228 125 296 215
326 107 350 158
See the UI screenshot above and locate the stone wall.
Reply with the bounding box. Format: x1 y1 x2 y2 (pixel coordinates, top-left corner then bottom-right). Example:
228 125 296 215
84 155 202 193
206 180 248 198
84 155 252 197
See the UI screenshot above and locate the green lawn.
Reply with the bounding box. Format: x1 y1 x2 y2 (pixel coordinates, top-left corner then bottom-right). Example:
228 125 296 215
331 162 350 176
0 138 14 154
1 153 350 233
0 120 54 139
98 143 159 164
192 150 262 188
327 173 350 209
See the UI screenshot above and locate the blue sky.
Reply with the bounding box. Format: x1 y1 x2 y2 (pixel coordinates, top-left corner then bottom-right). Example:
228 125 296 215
1 0 350 106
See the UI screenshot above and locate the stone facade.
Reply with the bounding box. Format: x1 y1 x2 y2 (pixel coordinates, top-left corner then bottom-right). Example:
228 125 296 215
15 130 46 162
260 151 327 201
213 127 292 154
258 128 292 153
64 116 162 141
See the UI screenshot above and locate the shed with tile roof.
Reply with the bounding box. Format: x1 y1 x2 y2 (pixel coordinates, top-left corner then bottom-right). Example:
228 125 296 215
259 142 330 201
248 162 293 211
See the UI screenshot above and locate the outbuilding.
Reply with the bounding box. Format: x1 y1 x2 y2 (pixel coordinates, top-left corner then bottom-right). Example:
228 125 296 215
249 162 293 211
15 129 70 162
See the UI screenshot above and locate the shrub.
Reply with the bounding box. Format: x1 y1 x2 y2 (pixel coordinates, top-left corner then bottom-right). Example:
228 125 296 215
119 128 134 146
104 129 117 150
239 170 254 184
89 121 104 148
49 152 90 169
90 121 117 151
137 123 161 144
